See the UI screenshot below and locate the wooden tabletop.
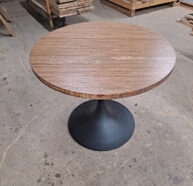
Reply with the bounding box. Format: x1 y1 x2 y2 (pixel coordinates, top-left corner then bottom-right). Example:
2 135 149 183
30 22 176 99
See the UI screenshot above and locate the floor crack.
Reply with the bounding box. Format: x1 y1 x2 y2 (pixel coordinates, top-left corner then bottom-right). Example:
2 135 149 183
0 100 55 170
0 123 28 169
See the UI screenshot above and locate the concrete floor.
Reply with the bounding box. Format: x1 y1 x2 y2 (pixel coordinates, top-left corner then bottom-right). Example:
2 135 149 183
0 0 193 185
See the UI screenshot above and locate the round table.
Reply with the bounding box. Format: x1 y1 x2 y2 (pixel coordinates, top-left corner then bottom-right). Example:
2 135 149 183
30 22 176 151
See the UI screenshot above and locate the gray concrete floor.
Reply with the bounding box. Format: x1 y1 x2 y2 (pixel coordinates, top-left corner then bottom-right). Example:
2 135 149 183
0 0 193 186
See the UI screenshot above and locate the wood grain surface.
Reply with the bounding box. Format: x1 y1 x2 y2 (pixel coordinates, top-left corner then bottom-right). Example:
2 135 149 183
30 21 176 99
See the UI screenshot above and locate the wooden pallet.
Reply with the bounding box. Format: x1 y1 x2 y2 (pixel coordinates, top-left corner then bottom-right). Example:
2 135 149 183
177 14 193 36
27 0 93 29
101 0 176 17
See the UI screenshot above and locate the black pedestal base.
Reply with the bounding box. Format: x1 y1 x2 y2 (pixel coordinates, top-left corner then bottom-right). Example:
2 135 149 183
68 100 135 151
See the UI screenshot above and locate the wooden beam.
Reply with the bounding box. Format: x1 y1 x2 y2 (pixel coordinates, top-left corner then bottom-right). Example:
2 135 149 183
0 14 15 37
133 0 176 9
45 0 54 28
0 4 13 22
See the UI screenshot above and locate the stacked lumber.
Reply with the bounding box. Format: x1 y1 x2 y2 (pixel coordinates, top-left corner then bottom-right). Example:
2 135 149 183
184 14 193 24
177 13 193 36
177 13 193 27
36 0 94 17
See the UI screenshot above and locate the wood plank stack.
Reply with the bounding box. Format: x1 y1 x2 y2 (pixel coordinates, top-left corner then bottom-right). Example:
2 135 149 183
177 13 193 36
36 0 94 17
183 14 193 26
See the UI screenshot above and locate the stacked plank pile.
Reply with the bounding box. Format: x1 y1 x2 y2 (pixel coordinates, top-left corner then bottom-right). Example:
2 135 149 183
184 14 193 25
36 0 94 17
177 13 193 36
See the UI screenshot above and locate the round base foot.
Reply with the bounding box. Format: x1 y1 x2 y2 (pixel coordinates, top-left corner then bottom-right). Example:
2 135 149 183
68 100 135 151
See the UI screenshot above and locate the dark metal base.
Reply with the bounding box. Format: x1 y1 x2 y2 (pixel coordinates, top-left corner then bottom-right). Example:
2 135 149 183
68 100 135 151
